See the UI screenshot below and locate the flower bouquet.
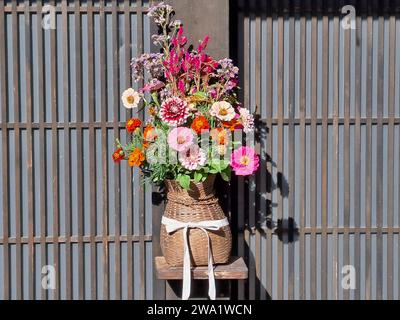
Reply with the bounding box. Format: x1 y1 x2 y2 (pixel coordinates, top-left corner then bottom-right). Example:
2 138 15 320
113 2 259 299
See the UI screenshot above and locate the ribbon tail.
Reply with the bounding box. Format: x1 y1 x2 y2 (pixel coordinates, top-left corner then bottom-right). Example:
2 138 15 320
205 229 216 300
182 226 191 300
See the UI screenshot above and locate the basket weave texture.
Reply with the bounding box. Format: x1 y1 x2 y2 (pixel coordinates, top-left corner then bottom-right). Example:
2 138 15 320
160 175 232 267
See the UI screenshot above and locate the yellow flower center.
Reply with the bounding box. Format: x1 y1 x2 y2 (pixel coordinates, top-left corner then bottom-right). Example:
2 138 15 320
149 106 157 116
126 95 135 104
240 155 250 166
177 136 186 144
219 108 228 116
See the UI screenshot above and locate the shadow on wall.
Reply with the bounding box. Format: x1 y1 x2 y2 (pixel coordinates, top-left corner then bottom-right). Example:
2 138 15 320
223 115 300 299
253 115 299 245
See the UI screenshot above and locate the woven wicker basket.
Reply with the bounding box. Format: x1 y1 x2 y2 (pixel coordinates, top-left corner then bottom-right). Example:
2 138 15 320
160 174 232 267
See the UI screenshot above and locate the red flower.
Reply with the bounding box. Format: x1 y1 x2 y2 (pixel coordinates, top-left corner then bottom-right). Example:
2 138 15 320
197 35 209 53
126 117 142 133
171 27 188 48
163 49 181 77
159 97 189 126
178 79 186 95
112 148 124 163
191 116 210 135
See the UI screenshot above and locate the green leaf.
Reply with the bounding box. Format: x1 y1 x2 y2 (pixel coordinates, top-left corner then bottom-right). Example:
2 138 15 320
193 91 208 99
209 159 221 171
209 159 229 172
219 160 230 171
220 167 231 182
177 174 190 190
194 172 203 183
151 92 160 107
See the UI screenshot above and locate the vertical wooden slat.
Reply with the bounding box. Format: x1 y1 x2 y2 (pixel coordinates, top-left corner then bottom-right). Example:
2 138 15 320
0 0 10 300
11 0 22 300
87 0 97 300
321 12 328 301
61 0 72 300
237 0 247 300
365 13 373 301
254 0 263 301
354 10 362 301
25 0 35 300
299 1 306 300
343 3 351 301
36 0 47 301
277 1 284 301
310 13 317 300
265 0 273 300
100 0 110 300
74 0 85 300
386 13 396 301
250 0 260 301
124 0 134 301
111 0 121 300
243 0 250 112
136 0 146 301
331 14 339 301
50 0 60 300
255 0 265 301
376 12 384 301
288 2 295 300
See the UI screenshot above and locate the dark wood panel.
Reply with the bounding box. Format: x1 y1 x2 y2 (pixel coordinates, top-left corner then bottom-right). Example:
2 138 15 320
0 0 153 301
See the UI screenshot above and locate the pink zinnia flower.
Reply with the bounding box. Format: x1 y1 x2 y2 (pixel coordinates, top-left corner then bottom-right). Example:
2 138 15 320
160 97 190 126
230 146 260 176
238 108 255 133
179 145 207 170
167 127 194 152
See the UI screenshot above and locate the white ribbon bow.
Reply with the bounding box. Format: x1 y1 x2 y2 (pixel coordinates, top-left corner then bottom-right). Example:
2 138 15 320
161 216 229 300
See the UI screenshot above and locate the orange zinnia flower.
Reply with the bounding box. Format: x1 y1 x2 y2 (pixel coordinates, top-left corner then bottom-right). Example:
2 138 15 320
128 148 145 167
210 127 229 145
222 118 242 132
126 117 142 133
112 148 124 163
142 141 149 149
191 115 210 135
143 124 157 141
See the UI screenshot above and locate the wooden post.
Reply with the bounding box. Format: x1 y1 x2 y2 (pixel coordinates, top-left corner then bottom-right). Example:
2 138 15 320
167 0 230 60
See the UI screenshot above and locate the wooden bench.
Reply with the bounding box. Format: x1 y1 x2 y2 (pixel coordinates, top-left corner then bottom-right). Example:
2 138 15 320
155 256 248 299
155 256 248 280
